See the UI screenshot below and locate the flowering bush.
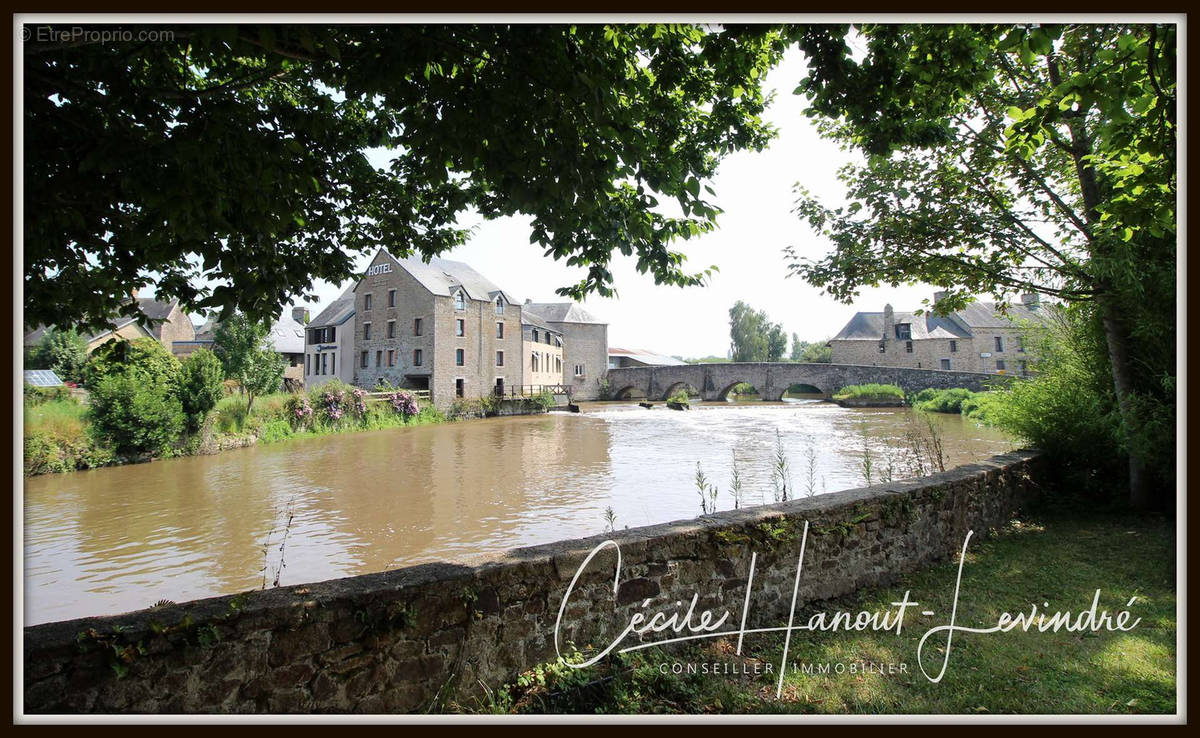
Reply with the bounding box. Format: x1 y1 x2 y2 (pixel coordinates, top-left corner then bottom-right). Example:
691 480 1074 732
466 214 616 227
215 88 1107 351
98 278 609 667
284 395 314 430
351 388 368 418
387 391 419 417
321 389 346 423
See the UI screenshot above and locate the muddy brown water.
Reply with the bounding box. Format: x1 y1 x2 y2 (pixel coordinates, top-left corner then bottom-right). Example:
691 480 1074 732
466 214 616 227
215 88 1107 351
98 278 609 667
22 401 1014 625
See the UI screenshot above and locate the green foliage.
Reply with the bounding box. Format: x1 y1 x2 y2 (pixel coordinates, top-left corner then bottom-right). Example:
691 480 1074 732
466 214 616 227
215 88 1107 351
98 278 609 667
23 398 114 475
178 349 226 433
530 391 555 411
213 314 285 412
729 301 787 362
667 387 692 404
88 374 184 457
25 25 790 333
789 335 832 363
911 388 977 414
30 328 88 383
23 385 71 406
83 338 182 390
833 383 905 401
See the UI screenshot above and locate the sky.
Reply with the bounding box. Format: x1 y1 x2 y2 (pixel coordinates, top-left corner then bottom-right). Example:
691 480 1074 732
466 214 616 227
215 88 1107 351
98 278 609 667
288 45 944 360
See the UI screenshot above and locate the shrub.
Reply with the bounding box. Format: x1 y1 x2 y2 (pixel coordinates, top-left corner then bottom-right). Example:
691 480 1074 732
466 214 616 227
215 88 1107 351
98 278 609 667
23 430 114 475
178 349 225 433
912 388 976 414
88 374 184 457
531 391 555 411
284 394 315 430
257 419 295 444
23 385 72 406
83 337 182 390
833 383 905 401
385 390 419 417
30 328 88 384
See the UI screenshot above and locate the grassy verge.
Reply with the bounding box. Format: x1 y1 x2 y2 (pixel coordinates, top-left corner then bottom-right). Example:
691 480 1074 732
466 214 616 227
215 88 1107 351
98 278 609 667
833 383 906 402
462 508 1176 715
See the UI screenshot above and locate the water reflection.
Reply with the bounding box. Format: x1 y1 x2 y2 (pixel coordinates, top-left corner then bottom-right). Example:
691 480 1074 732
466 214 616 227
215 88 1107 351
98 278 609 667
23 403 1013 625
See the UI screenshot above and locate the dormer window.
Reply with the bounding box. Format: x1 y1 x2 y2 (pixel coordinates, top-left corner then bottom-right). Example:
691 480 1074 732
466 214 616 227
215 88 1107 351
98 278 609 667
532 328 539 342
895 323 912 340
495 296 504 315
454 291 466 311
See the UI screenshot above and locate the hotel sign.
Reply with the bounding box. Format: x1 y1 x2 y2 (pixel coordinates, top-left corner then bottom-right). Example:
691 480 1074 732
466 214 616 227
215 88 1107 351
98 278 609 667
365 263 394 277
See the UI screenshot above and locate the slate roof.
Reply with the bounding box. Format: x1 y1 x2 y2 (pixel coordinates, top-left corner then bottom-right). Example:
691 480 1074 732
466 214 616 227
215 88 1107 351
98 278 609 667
267 311 306 355
522 302 605 324
24 297 179 346
371 249 516 303
609 347 687 366
831 301 1046 342
310 284 358 328
519 309 560 334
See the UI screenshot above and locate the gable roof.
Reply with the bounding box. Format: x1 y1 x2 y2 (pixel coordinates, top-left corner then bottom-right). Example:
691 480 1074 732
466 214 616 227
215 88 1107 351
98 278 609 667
522 302 604 325
310 284 358 328
831 300 1047 342
266 311 306 355
24 297 181 346
363 249 515 303
519 309 560 334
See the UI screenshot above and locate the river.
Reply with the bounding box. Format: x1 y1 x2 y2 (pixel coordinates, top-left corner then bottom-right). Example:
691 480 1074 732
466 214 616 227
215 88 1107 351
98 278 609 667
22 401 1014 625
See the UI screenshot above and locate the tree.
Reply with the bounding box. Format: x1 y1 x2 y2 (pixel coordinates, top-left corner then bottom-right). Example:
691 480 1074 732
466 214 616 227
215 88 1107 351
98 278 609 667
178 348 226 432
800 341 832 363
82 337 182 390
786 23 1175 508
729 301 788 362
213 313 284 413
766 324 788 362
24 23 789 334
790 332 804 361
32 328 88 383
88 374 184 457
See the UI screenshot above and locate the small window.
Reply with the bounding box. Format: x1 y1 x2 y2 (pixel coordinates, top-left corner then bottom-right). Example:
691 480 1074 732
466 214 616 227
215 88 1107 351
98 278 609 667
996 359 1007 372
388 289 396 308
413 318 422 336
554 335 562 347
545 332 552 345
531 353 539 372
413 349 423 366
375 350 382 368
455 319 465 337
532 328 539 343
387 349 395 367
321 353 327 376
556 356 562 373
305 354 310 376
949 340 957 353
387 320 395 339
940 358 951 370
496 322 504 339
364 293 372 311
905 341 913 353
360 351 368 369
331 352 335 374
495 296 504 315
455 348 465 366
878 342 886 354
895 323 912 340
363 323 371 341
496 350 504 367
454 291 466 311
994 336 1004 352
455 378 465 397
575 364 585 378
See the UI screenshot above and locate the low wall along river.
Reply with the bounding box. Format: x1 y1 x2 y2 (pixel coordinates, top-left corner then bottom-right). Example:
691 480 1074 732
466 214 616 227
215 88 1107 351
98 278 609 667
24 450 1043 713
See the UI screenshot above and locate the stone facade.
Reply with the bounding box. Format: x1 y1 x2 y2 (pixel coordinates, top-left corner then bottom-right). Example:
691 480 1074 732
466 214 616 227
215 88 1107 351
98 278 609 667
23 450 1043 714
522 322 564 389
521 303 609 400
605 362 1015 402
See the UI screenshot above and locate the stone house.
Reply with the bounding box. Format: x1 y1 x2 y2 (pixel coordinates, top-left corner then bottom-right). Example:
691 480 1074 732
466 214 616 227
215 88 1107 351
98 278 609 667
521 302 609 400
828 292 1048 375
24 294 197 358
351 249 525 408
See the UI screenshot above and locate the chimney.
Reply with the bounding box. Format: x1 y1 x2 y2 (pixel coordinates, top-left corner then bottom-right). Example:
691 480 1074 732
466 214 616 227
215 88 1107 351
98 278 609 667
292 306 310 324
882 303 895 340
1020 293 1040 310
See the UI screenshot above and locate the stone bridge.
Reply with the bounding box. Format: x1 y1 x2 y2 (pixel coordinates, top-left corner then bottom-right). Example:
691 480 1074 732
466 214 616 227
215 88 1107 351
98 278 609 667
605 362 1014 402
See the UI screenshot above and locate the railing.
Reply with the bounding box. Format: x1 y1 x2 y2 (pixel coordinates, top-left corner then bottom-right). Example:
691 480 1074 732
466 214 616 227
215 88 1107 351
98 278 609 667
364 389 431 402
492 384 573 399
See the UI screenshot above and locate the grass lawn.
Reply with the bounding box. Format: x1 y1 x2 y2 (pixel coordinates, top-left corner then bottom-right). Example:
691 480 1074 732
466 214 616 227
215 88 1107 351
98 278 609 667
466 507 1177 715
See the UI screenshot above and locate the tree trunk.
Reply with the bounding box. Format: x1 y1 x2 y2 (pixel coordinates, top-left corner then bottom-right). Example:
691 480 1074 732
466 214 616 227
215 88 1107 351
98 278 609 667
1096 293 1151 508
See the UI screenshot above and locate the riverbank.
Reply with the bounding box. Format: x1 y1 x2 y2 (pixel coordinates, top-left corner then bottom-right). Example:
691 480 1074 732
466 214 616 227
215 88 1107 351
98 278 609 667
463 506 1176 715
22 389 552 477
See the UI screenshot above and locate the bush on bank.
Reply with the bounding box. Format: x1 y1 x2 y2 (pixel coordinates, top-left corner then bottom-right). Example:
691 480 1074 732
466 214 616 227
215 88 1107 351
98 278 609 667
833 383 906 401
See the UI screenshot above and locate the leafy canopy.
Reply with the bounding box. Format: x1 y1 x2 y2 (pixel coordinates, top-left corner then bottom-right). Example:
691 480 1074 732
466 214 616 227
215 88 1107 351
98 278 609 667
25 23 789 333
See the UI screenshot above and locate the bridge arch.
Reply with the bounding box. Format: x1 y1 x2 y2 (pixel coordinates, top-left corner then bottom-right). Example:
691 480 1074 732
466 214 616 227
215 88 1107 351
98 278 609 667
614 385 647 400
716 380 764 402
662 381 701 401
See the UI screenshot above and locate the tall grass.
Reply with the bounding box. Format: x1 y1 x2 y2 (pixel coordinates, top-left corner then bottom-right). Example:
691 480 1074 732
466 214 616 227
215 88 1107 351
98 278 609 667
833 383 905 401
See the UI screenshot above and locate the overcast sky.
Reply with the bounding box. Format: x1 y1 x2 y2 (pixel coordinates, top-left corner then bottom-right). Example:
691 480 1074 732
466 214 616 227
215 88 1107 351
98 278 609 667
291 44 944 359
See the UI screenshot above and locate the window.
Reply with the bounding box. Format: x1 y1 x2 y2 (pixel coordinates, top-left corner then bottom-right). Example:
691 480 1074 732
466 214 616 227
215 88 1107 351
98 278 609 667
996 359 1007 372
360 351 368 369
413 318 422 336
495 296 504 315
455 348 465 366
949 340 957 353
496 322 504 339
895 323 912 340
331 353 335 374
321 353 327 376
545 332 551 345
556 356 562 374
994 336 1004 352
531 353 539 372
455 319 465 337
878 342 886 353
940 358 951 370
308 326 336 344
496 350 504 367
387 320 395 339
364 293 372 311
387 349 395 367
532 328 539 342
1017 336 1026 353
388 289 396 307
413 349 423 366
375 350 382 368
363 323 371 341
455 378 465 397
905 341 913 353
454 291 466 310
305 354 310 376
554 335 562 347
575 364 585 378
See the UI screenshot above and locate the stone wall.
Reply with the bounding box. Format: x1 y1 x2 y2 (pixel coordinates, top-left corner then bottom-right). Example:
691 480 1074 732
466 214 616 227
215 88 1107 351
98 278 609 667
24 450 1043 714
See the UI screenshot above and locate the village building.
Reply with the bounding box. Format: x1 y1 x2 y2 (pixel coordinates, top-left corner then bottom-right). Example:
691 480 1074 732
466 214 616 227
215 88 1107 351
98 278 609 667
24 293 197 357
303 286 357 390
828 292 1047 375
521 310 565 390
521 302 609 400
608 347 687 369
